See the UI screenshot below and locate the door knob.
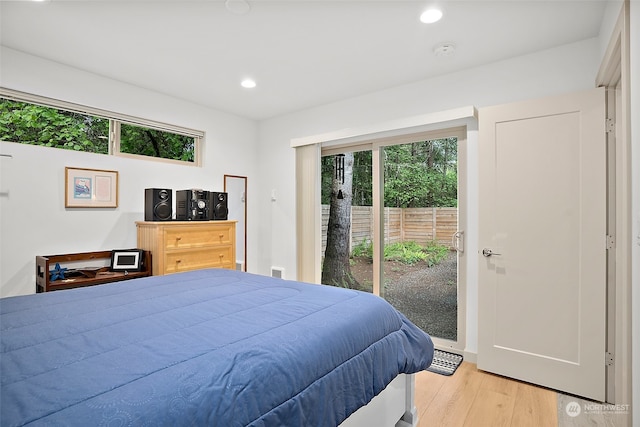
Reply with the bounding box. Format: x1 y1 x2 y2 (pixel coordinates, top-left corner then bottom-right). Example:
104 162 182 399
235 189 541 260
482 248 501 257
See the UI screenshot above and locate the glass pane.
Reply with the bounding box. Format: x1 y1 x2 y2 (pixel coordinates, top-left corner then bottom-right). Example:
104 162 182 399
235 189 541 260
382 138 458 341
321 150 373 292
120 123 195 162
0 99 109 153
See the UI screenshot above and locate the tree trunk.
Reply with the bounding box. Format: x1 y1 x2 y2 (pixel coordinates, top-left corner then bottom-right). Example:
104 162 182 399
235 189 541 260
322 152 360 289
145 130 161 157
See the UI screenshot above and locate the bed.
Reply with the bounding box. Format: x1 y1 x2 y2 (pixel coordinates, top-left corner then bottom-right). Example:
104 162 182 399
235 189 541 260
1 268 433 426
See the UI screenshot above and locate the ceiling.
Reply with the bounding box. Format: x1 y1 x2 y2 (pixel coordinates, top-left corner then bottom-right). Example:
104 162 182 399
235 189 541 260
0 0 612 121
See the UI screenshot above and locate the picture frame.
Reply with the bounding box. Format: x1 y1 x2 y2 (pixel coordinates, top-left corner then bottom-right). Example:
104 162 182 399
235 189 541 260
65 167 119 208
110 249 144 272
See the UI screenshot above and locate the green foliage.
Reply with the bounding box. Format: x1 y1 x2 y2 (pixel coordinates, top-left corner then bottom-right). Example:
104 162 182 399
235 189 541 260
352 151 373 206
351 239 373 259
422 240 450 267
0 99 109 153
321 138 457 208
120 123 195 162
320 156 334 205
383 139 458 208
351 239 449 267
384 241 428 265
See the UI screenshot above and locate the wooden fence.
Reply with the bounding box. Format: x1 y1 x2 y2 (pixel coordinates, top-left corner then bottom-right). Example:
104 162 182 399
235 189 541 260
321 205 458 253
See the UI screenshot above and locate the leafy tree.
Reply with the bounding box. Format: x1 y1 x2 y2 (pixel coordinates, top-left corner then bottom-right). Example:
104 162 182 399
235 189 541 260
120 123 195 162
383 138 457 207
352 150 373 206
0 99 109 153
321 138 457 209
322 153 360 289
321 156 335 205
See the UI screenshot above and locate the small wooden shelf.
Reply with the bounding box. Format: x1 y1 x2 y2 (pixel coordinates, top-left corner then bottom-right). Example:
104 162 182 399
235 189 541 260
36 250 151 293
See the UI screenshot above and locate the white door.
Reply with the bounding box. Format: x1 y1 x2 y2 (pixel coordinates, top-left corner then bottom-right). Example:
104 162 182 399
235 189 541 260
225 176 247 271
478 88 606 401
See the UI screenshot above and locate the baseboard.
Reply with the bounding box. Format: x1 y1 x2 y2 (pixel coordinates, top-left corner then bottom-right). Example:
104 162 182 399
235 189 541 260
463 350 477 364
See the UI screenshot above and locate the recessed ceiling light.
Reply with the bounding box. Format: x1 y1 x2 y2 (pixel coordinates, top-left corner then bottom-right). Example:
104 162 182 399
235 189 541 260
420 8 443 24
241 78 256 89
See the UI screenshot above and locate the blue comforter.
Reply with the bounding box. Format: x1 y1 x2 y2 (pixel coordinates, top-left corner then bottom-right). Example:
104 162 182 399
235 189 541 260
1 269 433 426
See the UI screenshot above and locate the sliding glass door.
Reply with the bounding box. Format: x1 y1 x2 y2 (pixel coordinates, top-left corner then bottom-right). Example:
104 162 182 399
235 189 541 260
318 127 466 348
381 138 458 342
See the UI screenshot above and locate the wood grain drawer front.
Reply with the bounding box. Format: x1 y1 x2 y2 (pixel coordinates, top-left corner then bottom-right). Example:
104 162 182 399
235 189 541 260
164 224 233 249
164 246 234 274
136 221 236 276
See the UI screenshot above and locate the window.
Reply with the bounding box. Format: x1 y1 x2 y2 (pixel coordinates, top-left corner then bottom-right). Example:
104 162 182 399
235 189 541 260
117 122 196 163
0 100 110 153
0 88 203 165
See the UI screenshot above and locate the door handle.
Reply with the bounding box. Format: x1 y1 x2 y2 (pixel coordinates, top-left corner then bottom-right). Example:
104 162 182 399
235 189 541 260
482 248 501 257
452 231 464 253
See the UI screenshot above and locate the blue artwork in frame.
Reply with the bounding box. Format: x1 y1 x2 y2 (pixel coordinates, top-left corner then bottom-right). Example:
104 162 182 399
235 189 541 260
73 177 92 199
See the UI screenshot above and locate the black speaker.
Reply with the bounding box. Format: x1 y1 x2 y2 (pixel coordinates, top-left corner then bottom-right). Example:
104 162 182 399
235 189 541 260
176 189 210 221
209 192 228 220
145 188 172 221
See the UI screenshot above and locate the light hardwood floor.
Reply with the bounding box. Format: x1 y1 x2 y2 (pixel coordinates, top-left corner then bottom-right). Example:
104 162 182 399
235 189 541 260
414 362 558 427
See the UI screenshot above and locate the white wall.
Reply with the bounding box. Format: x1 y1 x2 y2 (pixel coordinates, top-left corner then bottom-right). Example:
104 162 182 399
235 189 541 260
599 0 626 61
257 37 601 357
0 47 260 297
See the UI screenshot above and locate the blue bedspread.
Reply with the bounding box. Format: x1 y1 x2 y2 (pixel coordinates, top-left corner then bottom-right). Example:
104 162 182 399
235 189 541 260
1 269 433 426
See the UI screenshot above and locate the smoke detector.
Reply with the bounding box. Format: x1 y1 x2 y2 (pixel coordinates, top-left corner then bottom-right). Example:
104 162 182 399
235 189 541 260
433 42 456 57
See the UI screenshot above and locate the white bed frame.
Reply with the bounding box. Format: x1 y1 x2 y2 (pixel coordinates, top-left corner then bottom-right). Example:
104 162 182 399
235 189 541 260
339 374 418 427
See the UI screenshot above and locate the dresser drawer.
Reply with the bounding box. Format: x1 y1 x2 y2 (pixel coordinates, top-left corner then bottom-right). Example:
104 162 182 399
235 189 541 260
164 224 233 249
137 220 236 276
164 246 234 274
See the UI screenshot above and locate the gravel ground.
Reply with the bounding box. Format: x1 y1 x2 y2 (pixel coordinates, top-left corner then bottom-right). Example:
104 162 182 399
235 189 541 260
351 251 458 341
384 252 458 340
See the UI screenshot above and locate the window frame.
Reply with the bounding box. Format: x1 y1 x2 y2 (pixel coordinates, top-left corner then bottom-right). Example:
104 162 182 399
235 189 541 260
0 87 204 166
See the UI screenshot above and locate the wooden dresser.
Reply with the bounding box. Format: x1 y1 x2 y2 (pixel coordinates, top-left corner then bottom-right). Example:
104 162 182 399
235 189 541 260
136 221 236 276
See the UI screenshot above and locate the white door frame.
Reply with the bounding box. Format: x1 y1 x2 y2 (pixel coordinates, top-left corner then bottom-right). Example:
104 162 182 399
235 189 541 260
596 1 632 406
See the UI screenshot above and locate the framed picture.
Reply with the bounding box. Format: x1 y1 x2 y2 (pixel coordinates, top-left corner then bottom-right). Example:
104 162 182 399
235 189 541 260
110 249 144 272
65 167 119 208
